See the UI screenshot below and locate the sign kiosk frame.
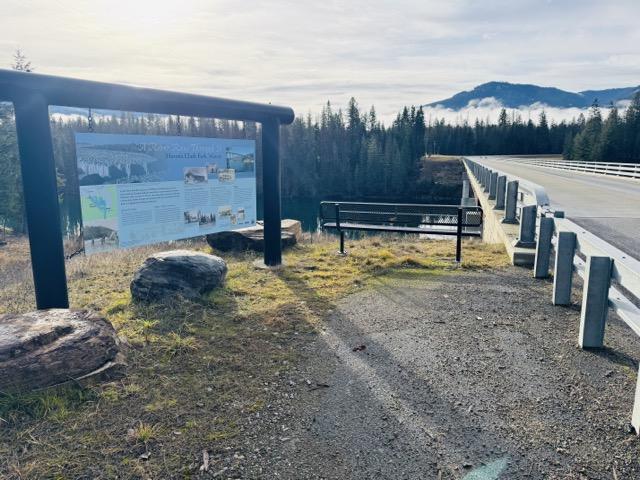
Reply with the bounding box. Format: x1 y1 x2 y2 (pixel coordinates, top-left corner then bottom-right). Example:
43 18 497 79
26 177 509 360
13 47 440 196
0 69 294 309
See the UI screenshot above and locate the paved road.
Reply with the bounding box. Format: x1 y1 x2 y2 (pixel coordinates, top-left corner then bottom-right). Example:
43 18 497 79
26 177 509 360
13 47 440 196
468 156 640 260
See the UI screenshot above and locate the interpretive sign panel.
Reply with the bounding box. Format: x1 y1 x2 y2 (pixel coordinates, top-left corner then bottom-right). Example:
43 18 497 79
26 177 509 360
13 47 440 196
75 133 256 253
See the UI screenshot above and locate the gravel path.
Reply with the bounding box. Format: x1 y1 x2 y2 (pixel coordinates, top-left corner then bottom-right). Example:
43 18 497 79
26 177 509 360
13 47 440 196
243 267 640 479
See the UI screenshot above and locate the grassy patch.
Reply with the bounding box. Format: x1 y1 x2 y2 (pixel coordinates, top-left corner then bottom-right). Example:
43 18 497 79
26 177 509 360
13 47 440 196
0 234 507 478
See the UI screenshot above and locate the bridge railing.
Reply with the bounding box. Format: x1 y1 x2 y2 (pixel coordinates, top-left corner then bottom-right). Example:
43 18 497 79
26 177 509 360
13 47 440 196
509 157 640 180
463 157 640 434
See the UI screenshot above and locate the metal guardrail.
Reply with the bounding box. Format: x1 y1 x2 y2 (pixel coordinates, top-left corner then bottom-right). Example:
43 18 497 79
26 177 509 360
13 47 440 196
510 158 640 181
464 157 640 433
319 201 483 262
0 68 295 309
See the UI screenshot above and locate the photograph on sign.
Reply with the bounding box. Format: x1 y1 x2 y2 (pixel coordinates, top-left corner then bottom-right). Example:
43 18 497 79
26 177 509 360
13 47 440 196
75 133 256 253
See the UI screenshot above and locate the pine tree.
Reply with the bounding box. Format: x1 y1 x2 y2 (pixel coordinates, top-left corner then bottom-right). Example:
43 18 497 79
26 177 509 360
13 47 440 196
572 100 603 161
12 49 33 72
623 92 640 162
0 50 34 233
536 111 550 153
593 105 621 161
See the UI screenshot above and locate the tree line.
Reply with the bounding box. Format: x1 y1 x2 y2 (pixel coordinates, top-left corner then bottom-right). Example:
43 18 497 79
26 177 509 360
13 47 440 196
1 51 639 235
563 96 640 162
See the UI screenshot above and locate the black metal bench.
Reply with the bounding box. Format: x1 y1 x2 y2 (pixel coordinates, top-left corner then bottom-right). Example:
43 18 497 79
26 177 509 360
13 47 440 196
319 201 483 262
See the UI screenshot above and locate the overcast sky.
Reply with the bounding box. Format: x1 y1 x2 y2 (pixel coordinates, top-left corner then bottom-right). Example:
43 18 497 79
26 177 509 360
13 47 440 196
1 0 639 123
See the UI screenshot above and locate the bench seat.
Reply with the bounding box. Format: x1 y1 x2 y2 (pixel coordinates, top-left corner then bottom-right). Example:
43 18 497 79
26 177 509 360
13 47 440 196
323 222 463 235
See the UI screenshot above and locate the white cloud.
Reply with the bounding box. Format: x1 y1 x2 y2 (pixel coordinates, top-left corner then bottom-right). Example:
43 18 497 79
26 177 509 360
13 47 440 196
423 99 626 126
1 0 638 123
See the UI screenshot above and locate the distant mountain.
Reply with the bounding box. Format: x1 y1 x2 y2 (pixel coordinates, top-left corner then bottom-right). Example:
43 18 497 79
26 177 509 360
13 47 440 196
425 81 639 110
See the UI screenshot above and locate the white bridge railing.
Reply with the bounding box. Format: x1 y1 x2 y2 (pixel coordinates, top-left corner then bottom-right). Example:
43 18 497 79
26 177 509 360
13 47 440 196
510 158 640 180
464 157 640 433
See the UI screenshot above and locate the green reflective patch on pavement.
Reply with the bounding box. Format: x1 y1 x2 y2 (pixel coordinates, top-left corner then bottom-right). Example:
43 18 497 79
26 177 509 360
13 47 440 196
463 457 509 480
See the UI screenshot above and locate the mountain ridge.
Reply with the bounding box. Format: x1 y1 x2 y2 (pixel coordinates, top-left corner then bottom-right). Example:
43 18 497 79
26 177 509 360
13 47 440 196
425 81 640 110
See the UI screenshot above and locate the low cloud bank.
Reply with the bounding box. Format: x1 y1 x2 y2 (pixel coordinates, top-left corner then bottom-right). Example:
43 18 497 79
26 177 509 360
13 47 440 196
424 97 627 126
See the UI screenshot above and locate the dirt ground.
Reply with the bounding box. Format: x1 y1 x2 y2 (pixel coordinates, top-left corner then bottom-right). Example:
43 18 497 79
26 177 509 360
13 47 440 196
2 235 639 479
239 268 640 479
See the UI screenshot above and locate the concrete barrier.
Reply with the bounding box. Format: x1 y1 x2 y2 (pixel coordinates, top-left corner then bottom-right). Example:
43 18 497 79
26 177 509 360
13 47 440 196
552 231 576 305
502 180 519 224
494 175 506 210
463 161 535 266
489 171 498 200
534 216 554 279
483 169 491 193
515 205 537 248
579 256 612 349
464 156 640 434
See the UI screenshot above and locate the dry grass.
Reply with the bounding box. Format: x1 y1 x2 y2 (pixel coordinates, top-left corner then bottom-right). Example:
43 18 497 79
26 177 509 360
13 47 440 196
0 234 507 478
0 236 33 302
425 155 461 163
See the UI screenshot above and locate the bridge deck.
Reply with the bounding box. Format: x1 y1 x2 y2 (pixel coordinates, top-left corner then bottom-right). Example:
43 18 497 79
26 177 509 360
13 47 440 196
469 156 640 260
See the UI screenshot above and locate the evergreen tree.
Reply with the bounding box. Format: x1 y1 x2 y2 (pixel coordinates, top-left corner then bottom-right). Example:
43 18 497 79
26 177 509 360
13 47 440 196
0 50 33 233
12 49 33 72
594 105 621 161
572 100 602 160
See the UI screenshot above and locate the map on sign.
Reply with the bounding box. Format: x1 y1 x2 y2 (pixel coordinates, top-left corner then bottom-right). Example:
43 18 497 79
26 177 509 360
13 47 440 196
75 133 256 254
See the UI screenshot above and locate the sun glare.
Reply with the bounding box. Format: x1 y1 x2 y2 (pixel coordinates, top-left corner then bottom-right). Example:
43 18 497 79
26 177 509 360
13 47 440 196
93 0 188 31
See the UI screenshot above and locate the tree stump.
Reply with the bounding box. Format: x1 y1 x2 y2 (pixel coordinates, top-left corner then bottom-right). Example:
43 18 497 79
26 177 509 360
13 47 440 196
0 309 122 391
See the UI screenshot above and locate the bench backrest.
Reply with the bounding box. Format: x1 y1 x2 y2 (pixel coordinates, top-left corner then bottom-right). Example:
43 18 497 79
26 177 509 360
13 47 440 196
319 201 483 230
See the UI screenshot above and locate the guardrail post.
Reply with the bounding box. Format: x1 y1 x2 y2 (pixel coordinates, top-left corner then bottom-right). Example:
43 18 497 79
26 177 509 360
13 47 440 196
578 256 612 349
502 180 519 224
553 231 576 305
515 205 537 248
483 169 491 193
262 118 282 266
534 216 554 278
488 171 498 200
494 175 506 210
14 93 69 309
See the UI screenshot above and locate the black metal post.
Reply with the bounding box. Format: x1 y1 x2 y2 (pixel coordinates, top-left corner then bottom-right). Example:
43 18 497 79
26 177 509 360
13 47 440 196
335 203 345 254
13 94 69 308
456 207 463 263
262 118 282 266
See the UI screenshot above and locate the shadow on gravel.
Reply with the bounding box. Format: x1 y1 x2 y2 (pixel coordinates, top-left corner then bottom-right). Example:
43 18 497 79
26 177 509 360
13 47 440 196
274 269 536 479
589 346 639 370
272 267 640 480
